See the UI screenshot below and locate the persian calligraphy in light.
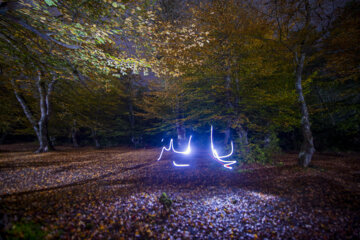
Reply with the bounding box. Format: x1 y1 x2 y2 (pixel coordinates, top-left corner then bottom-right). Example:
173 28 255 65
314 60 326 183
157 126 236 169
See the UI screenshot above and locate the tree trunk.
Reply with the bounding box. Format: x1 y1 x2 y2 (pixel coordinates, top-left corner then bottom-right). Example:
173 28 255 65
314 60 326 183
71 120 79 147
35 72 54 153
233 74 249 157
236 125 249 158
126 75 138 147
94 138 100 149
175 97 186 147
11 72 56 153
224 72 233 145
91 128 101 149
128 99 136 146
295 53 315 167
36 116 54 153
176 120 186 146
224 123 231 145
131 136 142 149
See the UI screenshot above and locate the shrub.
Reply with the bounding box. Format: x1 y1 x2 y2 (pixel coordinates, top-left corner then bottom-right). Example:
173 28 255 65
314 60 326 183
159 192 172 216
6 221 45 240
239 132 281 164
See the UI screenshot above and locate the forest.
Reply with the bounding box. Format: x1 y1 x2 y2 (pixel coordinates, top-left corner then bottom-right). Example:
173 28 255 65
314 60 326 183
0 0 359 239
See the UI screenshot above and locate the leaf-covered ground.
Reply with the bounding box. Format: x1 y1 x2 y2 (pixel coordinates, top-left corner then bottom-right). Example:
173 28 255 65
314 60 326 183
0 143 359 239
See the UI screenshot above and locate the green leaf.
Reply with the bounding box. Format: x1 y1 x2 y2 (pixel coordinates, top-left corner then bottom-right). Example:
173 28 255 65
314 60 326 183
112 2 118 8
96 36 105 44
119 4 126 10
44 0 57 6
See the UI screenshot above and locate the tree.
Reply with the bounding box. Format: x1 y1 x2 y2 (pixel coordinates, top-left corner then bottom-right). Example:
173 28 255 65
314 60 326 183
140 0 301 162
138 0 205 146
323 0 360 83
256 0 342 166
309 0 360 150
10 71 57 152
0 0 154 152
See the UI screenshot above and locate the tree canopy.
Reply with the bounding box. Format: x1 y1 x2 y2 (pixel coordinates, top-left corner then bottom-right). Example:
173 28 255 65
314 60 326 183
0 0 359 165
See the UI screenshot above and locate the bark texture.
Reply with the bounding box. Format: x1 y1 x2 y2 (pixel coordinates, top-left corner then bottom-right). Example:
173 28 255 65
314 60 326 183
295 53 315 167
11 72 56 153
71 120 79 147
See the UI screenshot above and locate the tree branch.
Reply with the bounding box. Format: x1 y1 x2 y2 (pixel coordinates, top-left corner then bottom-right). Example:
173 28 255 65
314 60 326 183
46 73 57 116
10 78 39 135
3 14 81 50
36 70 46 127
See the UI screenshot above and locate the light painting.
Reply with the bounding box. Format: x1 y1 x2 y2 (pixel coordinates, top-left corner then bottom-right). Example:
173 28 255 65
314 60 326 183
210 125 236 169
157 136 192 167
157 126 236 169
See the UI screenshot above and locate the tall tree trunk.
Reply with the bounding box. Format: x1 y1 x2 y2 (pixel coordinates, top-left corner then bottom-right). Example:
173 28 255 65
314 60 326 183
91 128 101 149
175 97 186 147
295 53 315 167
11 72 56 153
236 125 249 158
224 71 233 145
128 99 136 145
176 120 186 146
71 120 79 147
224 124 231 145
37 116 53 153
35 71 54 153
130 98 143 148
233 74 249 158
126 75 138 147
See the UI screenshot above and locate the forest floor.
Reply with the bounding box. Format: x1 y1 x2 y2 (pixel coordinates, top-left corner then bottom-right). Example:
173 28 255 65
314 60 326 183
0 143 359 239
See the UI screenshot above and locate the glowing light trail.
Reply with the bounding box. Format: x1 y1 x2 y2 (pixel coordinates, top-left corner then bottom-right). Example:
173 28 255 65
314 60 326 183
157 127 236 169
210 125 236 169
173 161 190 167
157 136 192 166
172 135 192 155
157 140 172 161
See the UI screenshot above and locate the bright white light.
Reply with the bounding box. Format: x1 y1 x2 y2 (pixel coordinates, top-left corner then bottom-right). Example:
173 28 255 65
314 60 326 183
172 135 192 155
157 136 192 167
173 161 190 167
157 127 235 169
157 139 173 161
210 125 236 169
